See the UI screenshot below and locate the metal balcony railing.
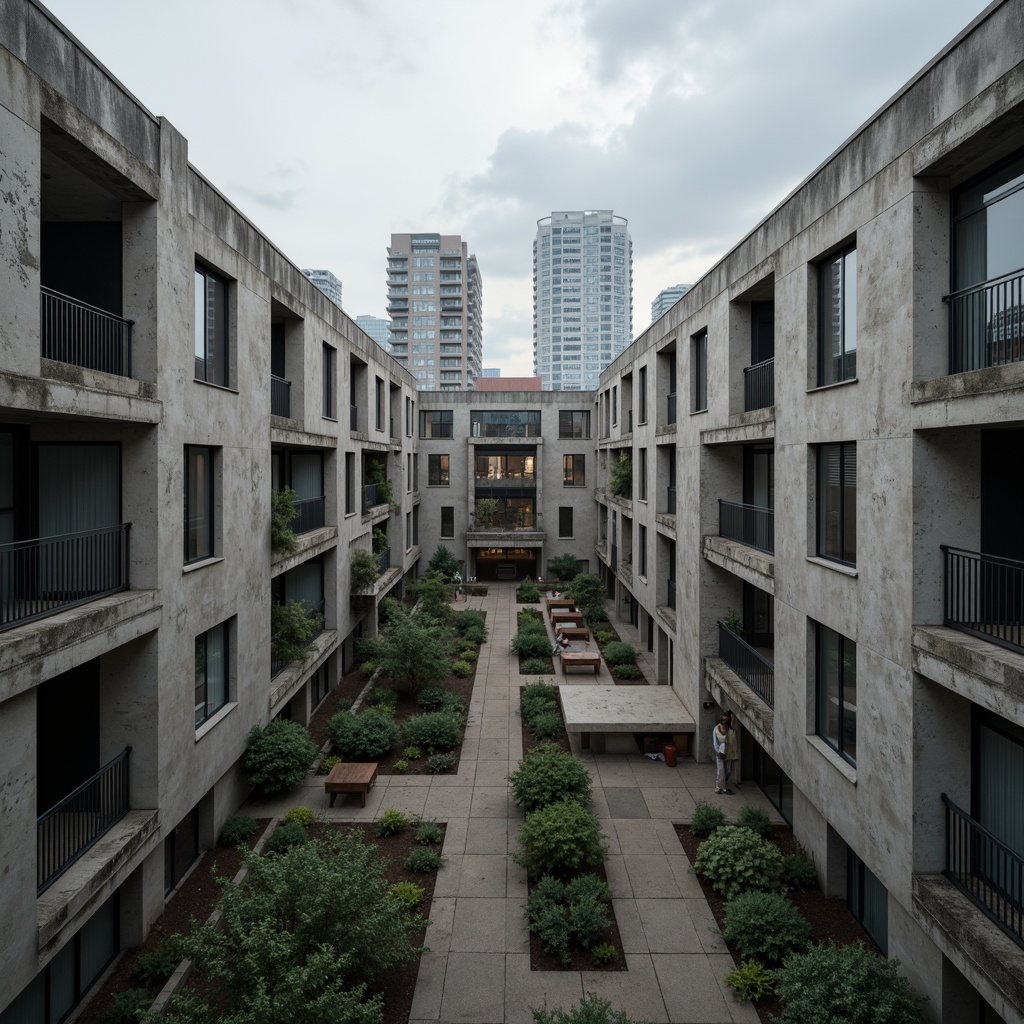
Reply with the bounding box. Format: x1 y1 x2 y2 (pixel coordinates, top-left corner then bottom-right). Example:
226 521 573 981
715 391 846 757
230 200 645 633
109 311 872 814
271 598 325 677
271 374 291 417
942 545 1024 654
293 495 326 534
41 287 133 377
667 392 677 425
362 484 379 513
718 621 774 707
37 746 131 892
719 499 775 555
350 405 359 431
942 793 1024 950
744 357 774 411
946 268 1024 373
0 524 131 630
377 547 391 575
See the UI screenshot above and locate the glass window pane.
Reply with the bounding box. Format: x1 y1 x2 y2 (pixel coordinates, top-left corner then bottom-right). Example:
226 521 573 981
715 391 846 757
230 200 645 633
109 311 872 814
821 255 843 384
843 249 857 379
206 622 227 714
819 445 841 559
818 626 840 747
194 269 205 367
842 639 857 762
80 893 117 991
843 444 857 564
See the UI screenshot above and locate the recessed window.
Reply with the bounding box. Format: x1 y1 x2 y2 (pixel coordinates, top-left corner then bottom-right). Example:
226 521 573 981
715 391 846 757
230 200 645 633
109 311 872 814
692 330 708 412
817 442 856 566
563 454 586 486
194 263 230 386
428 454 450 486
375 377 385 431
195 619 230 727
440 506 455 538
638 448 647 501
558 410 591 439
638 365 648 423
419 409 453 438
847 848 888 954
638 524 647 577
816 622 857 765
322 343 336 419
558 507 574 538
344 452 355 515
185 445 216 563
818 244 857 385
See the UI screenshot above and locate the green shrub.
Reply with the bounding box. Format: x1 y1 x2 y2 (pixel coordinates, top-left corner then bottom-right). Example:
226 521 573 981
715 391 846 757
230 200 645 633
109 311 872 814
427 544 461 582
404 846 444 873
601 641 635 666
285 806 315 828
513 630 555 659
425 751 457 774
389 881 425 910
519 606 544 623
531 710 564 739
566 573 604 610
594 629 616 648
724 959 776 1002
610 453 632 497
359 660 377 679
243 720 317 796
327 709 400 760
219 815 258 847
357 604 455 692
453 609 487 638
508 742 592 811
403 711 463 751
416 819 444 845
518 616 548 636
521 657 554 675
134 939 183 986
271 599 324 665
375 808 411 837
782 852 818 890
350 548 381 591
104 987 151 1024
524 874 611 964
549 553 581 582
459 646 479 663
462 624 487 645
270 488 300 554
722 891 812 962
366 686 398 710
693 826 782 900
514 800 608 876
520 682 559 722
773 942 926 1024
265 820 308 855
738 805 772 837
582 605 609 627
690 799 726 838
416 687 448 711
591 942 618 966
517 579 541 602
611 664 642 680
403 744 423 760
530 993 643 1024
317 754 342 775
451 659 473 678
393 758 409 774
532 897 572 964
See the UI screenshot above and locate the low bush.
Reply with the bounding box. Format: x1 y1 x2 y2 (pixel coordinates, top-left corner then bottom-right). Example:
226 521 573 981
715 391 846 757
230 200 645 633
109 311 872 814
359 660 377 679
451 659 473 678
425 751 457 774
690 799 726 838
601 641 637 666
694 826 782 900
721 891 812 962
317 754 342 775
525 874 612 964
134 939 183 986
513 630 555 660
366 686 398 710
416 819 444 845
462 624 488 645
375 808 411 837
514 800 607 876
389 881 425 910
104 987 151 1024
782 852 818 889
242 720 317 796
724 960 776 1002
393 758 409 774
403 745 423 760
549 553 582 582
611 664 642 680
416 688 449 711
530 993 643 1024
327 709 400 760
285 805 315 828
403 711 462 752
519 607 544 624
520 682 559 723
517 579 541 602
265 820 308 856
453 609 487 639
521 657 554 675
531 710 564 739
582 605 609 627
404 847 444 873
594 629 616 648
591 942 618 966
773 942 926 1024
219 815 258 847
508 742 592 811
459 646 479 663
517 616 548 636
738 805 772 837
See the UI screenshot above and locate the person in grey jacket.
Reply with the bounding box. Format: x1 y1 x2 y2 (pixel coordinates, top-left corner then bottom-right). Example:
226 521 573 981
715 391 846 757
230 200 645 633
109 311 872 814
712 715 733 794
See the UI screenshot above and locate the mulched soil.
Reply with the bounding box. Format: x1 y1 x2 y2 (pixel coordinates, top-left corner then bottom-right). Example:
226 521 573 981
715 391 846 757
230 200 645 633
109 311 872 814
675 823 874 1022
309 666 368 748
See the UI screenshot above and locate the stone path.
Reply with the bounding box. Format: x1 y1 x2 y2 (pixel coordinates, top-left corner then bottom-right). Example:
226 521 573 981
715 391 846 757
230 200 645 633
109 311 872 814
248 583 781 1023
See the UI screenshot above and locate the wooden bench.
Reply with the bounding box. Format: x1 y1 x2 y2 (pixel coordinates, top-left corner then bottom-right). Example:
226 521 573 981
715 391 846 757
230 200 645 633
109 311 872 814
546 598 576 614
324 762 378 807
560 650 601 675
555 625 590 641
551 611 585 627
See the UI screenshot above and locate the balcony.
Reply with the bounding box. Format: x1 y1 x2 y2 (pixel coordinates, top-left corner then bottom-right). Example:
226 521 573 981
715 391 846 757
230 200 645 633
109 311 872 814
0 524 131 631
271 374 291 417
293 495 326 535
946 269 1024 373
743 357 774 411
362 483 387 514
377 547 391 576
271 598 325 678
718 621 774 707
943 545 1023 655
719 499 774 555
37 746 131 893
41 287 133 378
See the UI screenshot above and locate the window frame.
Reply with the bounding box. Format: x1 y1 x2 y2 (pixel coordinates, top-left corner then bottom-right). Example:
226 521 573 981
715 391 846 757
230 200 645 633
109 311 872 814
322 343 336 419
562 454 586 487
558 410 591 439
184 445 216 564
847 848 888 954
815 621 857 766
817 441 857 566
691 330 708 412
428 454 450 486
558 506 574 539
419 409 454 438
195 619 230 728
440 506 455 538
817 243 857 386
638 365 648 423
194 262 231 387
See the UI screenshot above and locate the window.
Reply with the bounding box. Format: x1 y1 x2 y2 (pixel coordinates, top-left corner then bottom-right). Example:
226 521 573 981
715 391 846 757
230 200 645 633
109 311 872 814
413 505 419 546
692 330 708 412
428 454 449 486
667 353 678 424
612 385 618 425
638 365 648 423
344 452 355 515
818 244 857 385
413 453 419 490
563 454 585 486
470 410 541 437
194 263 230 386
375 377 385 430
195 619 230 727
405 396 413 436
816 623 857 765
847 849 888 954
817 442 856 565
558 410 591 438
558 507 574 538
639 524 647 577
419 409 453 438
441 506 454 538
185 445 216 562
638 448 647 501
322 343 335 418
405 512 412 550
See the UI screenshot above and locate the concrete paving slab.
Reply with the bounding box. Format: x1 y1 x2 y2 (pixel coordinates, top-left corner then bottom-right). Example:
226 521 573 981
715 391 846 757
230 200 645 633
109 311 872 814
465 817 509 855
625 855 686 898
439 952 506 1023
580 954 669 1023
652 953 740 1024
635 898 706 954
611 897 649 953
476 734 513 760
707 953 760 1022
688 900 729 954
474 760 516 787
422 786 474 819
409 951 447 1020
642 787 698 820
667 856 706 898
612 818 672 856
425 896 456 952
470 786 515 818
449 898 510 952
457 854 508 897
604 855 633 897
441 817 469 856
504 954 583 1024
433 855 463 898
604 786 652 818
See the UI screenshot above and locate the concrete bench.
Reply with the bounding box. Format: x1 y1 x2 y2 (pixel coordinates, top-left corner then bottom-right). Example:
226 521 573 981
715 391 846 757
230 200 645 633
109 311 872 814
560 650 601 675
559 685 696 754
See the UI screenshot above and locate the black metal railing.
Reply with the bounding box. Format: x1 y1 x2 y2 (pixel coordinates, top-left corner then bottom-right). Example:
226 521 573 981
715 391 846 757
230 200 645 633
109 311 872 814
37 746 131 892
377 547 391 575
667 578 676 610
744 357 774 411
41 287 133 378
350 405 359 431
718 621 774 707
271 374 291 417
942 545 1024 654
0 524 131 630
667 392 677 425
610 544 618 572
666 486 677 515
271 599 325 677
719 499 774 554
361 483 379 513
946 269 1024 373
293 495 326 534
942 793 1024 949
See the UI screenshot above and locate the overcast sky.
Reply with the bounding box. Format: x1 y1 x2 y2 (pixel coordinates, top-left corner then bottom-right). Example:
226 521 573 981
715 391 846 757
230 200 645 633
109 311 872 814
45 0 989 377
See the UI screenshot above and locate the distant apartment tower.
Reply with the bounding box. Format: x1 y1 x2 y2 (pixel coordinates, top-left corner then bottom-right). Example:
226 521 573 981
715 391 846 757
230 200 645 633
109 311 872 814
387 233 482 391
302 268 343 307
481 367 501 377
651 283 691 323
355 314 391 352
533 210 632 391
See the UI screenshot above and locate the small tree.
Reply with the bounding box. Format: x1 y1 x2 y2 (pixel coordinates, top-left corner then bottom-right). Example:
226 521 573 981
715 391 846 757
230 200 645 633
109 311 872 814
350 549 380 592
408 571 454 623
549 554 581 583
474 498 499 528
372 526 389 554
428 545 462 582
610 453 632 498
271 488 300 554
367 459 393 506
567 573 604 611
271 600 324 666
358 604 453 693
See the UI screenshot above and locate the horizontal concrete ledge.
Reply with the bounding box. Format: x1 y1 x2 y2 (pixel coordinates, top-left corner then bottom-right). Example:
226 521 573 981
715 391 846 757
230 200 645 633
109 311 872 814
559 684 695 734
912 625 1024 708
911 362 1024 407
702 535 775 594
0 365 161 423
270 423 338 448
271 526 339 577
703 657 774 744
269 630 338 717
700 414 775 446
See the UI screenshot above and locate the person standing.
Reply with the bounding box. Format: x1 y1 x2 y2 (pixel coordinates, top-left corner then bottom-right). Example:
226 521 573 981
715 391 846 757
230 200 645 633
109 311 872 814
724 709 740 788
712 715 732 794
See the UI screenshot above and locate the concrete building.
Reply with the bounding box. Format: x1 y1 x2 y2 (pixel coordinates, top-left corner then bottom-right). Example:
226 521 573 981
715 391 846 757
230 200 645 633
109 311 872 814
473 375 542 392
650 283 692 324
387 233 482 392
533 210 633 391
355 313 391 352
301 268 343 307
481 367 501 377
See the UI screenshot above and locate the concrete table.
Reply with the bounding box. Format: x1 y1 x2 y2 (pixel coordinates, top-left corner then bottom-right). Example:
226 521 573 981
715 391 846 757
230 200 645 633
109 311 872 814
558 685 696 754
325 762 378 807
560 650 601 675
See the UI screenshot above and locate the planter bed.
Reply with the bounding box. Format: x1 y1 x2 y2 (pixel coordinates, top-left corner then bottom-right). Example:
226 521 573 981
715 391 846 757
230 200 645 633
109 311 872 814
518 652 555 675
308 665 367 748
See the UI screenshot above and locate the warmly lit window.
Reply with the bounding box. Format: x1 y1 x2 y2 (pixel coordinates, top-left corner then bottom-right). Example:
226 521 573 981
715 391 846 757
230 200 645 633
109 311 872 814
428 454 450 486
562 454 585 486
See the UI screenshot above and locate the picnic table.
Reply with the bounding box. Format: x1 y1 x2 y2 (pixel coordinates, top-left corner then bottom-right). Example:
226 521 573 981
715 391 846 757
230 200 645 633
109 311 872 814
324 762 378 807
559 650 601 675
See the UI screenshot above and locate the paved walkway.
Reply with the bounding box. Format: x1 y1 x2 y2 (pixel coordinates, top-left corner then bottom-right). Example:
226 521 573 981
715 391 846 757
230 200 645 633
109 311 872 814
248 583 780 1023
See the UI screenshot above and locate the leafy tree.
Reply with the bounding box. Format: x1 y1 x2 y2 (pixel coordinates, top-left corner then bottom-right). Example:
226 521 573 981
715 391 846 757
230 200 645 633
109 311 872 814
610 453 632 498
350 549 380 592
567 573 604 611
357 604 453 692
271 488 300 554
427 545 461 582
271 600 323 665
408 571 454 623
366 459 393 506
549 554 581 582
